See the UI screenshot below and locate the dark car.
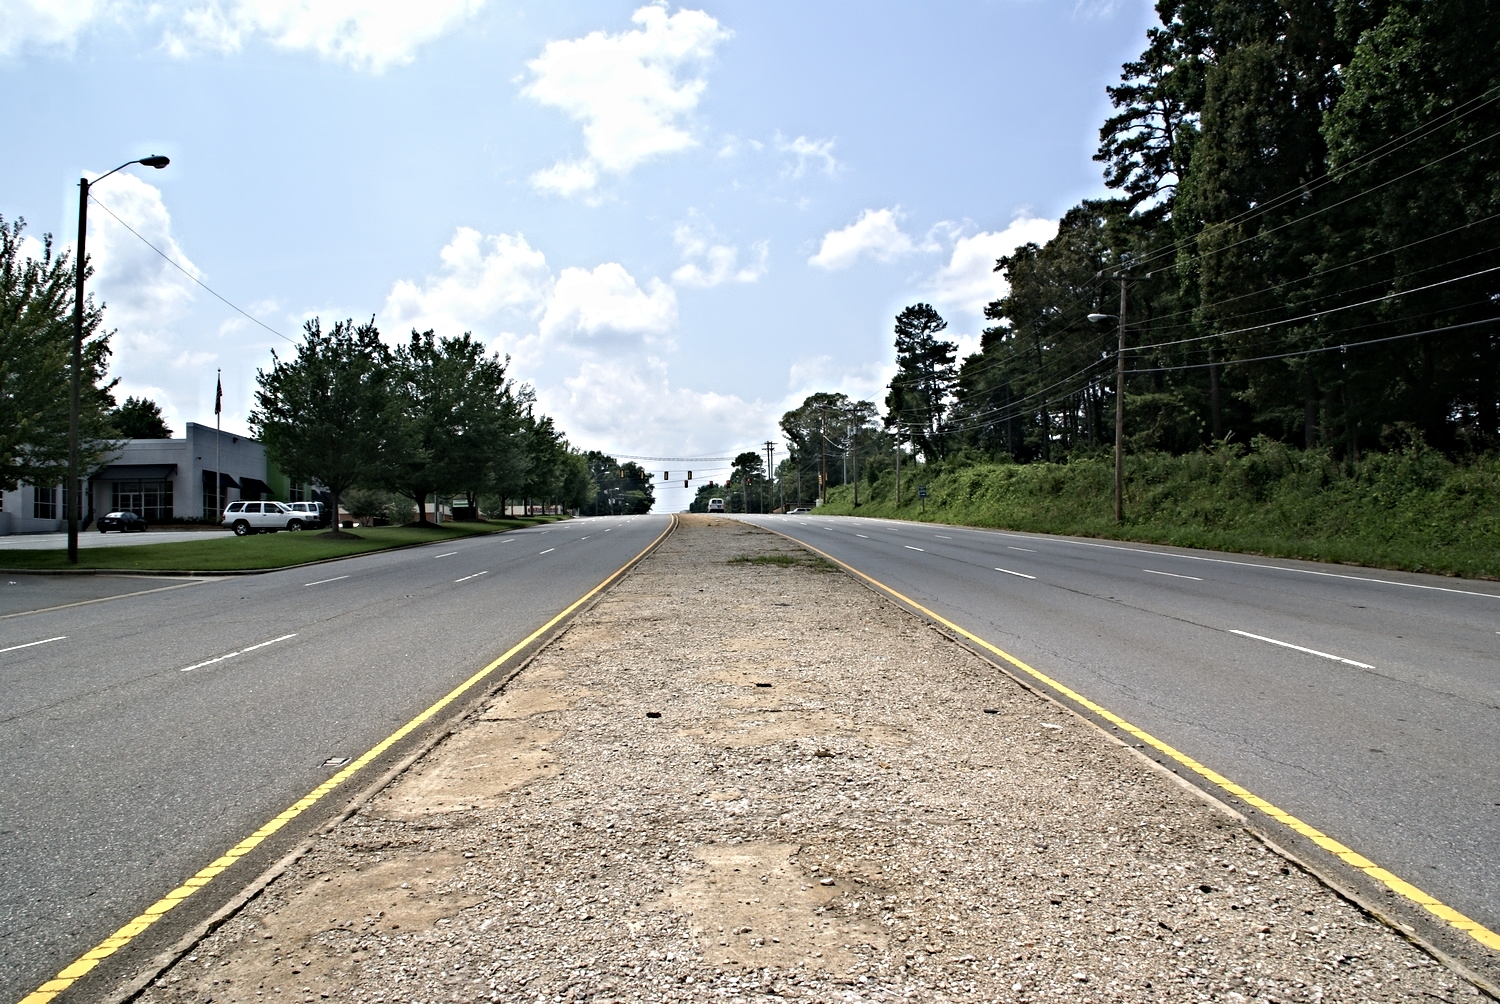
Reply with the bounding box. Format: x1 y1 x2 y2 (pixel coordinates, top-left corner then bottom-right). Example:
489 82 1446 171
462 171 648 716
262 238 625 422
98 510 149 533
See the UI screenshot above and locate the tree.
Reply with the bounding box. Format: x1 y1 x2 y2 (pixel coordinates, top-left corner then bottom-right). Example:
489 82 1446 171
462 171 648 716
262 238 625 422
383 329 518 524
250 317 396 538
780 392 880 501
885 304 957 460
583 452 654 514
111 396 172 438
0 216 117 492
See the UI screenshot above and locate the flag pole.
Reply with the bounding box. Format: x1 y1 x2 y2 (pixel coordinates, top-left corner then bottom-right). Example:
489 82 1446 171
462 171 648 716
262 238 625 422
215 369 223 523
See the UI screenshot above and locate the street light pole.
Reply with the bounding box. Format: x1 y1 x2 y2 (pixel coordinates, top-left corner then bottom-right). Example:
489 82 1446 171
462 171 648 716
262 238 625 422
1089 270 1147 526
67 155 169 563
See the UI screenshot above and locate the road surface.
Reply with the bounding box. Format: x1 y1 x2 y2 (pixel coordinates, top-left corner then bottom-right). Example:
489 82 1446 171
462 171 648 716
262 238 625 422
0 515 668 1003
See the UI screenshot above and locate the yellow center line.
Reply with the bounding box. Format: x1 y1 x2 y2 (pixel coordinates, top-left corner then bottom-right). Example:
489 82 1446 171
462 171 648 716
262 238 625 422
781 530 1500 955
21 516 676 1004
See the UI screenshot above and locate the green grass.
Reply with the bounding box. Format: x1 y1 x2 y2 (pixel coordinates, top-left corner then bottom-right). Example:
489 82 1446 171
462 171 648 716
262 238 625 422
821 439 1500 579
0 517 566 572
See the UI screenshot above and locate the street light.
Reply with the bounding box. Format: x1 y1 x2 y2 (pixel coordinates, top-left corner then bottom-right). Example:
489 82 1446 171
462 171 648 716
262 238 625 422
67 156 170 563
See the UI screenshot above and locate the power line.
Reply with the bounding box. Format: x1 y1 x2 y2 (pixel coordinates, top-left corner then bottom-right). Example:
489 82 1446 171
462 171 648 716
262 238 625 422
87 193 296 345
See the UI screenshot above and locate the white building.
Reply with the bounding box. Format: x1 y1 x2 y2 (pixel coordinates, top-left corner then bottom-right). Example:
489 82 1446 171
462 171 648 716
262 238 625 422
0 423 278 535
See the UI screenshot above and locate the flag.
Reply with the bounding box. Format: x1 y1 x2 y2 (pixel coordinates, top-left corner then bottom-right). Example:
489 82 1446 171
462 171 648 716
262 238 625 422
214 374 222 416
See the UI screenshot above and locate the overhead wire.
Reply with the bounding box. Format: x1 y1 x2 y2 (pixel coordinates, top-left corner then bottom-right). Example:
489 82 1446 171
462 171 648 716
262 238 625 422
87 193 296 345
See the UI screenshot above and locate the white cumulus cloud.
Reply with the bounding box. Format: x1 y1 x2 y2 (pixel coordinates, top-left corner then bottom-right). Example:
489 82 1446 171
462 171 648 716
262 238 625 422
164 0 485 71
384 228 553 342
778 134 840 179
924 216 1059 315
540 263 677 348
808 208 921 270
0 0 104 57
523 4 730 197
670 218 766 288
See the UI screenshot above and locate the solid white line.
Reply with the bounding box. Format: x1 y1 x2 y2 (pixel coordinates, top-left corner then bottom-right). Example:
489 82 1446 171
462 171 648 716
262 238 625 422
904 545 925 552
303 575 349 587
181 633 297 672
994 567 1036 580
539 548 555 554
434 551 458 558
0 635 65 654
454 570 490 583
1143 568 1203 581
242 633 298 653
1008 546 1036 552
1229 629 1374 669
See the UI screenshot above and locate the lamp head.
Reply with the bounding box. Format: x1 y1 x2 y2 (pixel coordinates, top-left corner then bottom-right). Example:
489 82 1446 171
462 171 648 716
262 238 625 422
1087 313 1115 323
138 155 170 169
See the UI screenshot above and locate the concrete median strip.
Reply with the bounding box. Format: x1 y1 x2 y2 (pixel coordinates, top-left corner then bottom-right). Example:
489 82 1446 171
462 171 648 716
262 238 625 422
122 516 1481 1002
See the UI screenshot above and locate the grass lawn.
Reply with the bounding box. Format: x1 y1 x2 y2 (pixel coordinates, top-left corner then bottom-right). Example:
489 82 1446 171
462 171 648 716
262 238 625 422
0 518 565 573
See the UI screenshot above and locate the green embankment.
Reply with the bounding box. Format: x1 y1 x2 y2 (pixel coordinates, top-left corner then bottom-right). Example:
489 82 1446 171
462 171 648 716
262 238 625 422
0 517 564 573
820 439 1500 579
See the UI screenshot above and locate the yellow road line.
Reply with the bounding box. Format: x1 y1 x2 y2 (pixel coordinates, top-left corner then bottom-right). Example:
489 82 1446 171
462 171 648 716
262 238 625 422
21 516 675 1004
789 532 1500 954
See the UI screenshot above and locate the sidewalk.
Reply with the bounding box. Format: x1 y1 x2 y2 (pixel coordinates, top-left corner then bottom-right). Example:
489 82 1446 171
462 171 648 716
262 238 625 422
137 516 1471 1002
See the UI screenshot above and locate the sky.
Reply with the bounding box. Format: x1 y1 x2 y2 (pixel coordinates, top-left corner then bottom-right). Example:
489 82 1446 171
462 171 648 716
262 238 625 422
1 0 1158 511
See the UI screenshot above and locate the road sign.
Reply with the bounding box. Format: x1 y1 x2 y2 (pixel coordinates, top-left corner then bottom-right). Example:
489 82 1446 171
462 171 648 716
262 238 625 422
918 485 928 498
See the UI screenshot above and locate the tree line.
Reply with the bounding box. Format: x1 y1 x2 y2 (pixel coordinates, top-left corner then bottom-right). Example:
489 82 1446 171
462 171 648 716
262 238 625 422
892 0 1497 465
251 318 599 531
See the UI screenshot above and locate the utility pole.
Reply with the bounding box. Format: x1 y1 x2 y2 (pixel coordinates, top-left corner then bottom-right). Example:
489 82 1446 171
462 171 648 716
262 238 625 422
1115 273 1127 524
894 431 902 507
850 425 859 507
763 440 775 512
818 420 828 506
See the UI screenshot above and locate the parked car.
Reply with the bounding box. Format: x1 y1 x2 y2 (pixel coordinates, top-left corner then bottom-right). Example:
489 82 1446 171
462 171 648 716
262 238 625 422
786 507 812 514
285 501 328 528
98 510 148 532
221 500 306 535
706 498 725 512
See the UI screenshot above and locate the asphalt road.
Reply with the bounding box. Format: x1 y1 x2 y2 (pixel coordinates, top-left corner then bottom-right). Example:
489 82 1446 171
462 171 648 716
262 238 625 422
0 529 229 550
0 514 667 1004
737 514 1500 937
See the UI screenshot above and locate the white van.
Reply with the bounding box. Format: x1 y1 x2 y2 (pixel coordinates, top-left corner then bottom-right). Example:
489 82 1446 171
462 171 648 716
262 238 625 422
706 497 725 512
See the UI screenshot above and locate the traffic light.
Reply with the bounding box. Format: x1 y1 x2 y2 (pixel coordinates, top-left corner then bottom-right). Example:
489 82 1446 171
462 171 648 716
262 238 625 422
687 471 692 479
684 480 689 488
663 471 669 480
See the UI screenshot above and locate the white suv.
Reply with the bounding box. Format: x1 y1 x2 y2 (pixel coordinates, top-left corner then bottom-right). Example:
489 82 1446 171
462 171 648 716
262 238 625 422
286 501 327 527
222 500 307 535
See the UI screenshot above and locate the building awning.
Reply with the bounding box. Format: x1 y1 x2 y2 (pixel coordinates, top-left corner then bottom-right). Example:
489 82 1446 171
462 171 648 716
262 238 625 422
95 463 177 481
202 470 240 489
240 477 272 497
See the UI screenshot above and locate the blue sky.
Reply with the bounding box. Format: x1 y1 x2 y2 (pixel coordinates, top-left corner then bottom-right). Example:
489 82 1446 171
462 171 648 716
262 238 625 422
2 0 1156 510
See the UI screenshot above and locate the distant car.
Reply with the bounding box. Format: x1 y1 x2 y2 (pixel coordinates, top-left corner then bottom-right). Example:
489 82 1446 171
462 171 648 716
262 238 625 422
706 497 725 512
787 507 811 514
222 500 305 536
98 510 148 533
285 501 328 528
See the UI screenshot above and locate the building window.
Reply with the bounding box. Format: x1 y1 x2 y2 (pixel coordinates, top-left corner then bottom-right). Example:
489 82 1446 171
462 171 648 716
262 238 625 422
33 486 57 520
111 480 173 521
289 482 307 503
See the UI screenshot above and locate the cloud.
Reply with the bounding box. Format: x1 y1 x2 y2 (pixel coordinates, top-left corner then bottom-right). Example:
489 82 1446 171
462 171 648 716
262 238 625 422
163 0 485 71
777 134 840 179
384 227 553 343
670 218 767 288
85 172 202 344
523 4 731 197
923 216 1059 316
539 263 677 348
0 0 104 57
808 208 921 270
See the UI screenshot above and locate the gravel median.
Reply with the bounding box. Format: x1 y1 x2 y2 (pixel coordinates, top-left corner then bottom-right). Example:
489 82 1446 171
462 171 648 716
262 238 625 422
137 515 1474 1003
